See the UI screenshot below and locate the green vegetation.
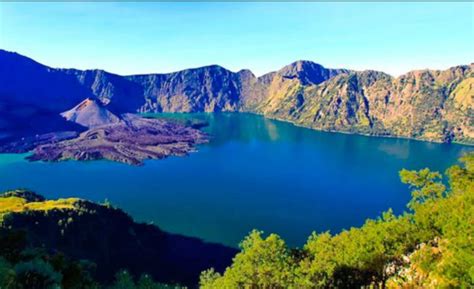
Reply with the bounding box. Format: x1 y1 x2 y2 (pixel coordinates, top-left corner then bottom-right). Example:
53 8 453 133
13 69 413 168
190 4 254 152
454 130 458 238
109 271 184 289
0 197 77 214
0 190 78 223
0 191 187 289
450 78 474 111
0 153 472 288
0 229 98 289
200 152 474 288
0 230 184 289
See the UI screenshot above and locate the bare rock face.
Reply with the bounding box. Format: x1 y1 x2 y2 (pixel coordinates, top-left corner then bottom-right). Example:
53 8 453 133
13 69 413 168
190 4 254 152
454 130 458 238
61 98 122 128
128 65 243 113
28 114 208 165
258 65 474 144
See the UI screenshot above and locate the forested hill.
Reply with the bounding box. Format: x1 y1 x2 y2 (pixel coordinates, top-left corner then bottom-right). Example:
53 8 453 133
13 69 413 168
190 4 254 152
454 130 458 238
1 50 472 144
0 190 237 288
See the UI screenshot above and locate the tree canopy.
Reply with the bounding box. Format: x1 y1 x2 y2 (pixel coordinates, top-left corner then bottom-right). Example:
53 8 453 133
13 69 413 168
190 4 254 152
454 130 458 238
200 152 474 288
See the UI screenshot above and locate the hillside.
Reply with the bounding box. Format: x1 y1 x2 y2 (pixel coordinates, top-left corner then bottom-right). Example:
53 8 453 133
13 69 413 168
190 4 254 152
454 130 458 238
0 190 237 287
259 66 474 143
0 49 472 144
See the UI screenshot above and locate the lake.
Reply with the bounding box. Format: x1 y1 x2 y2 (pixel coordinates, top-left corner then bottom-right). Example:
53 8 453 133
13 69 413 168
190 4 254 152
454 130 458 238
0 113 471 247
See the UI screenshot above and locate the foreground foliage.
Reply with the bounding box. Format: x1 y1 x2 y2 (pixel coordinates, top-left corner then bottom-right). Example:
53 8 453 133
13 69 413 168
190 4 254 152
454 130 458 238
0 186 235 288
0 153 471 288
0 230 185 289
0 191 188 289
200 152 474 288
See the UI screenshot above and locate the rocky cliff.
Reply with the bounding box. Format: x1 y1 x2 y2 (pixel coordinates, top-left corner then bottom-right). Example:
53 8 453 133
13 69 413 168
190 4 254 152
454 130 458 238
0 49 472 144
259 66 474 143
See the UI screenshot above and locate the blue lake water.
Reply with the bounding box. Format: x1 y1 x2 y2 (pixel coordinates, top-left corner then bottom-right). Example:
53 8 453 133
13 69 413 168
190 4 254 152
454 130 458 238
0 113 471 247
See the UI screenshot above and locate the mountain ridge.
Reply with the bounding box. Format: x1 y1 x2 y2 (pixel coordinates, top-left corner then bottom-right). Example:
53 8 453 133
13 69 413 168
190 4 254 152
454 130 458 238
2 49 469 80
0 49 472 144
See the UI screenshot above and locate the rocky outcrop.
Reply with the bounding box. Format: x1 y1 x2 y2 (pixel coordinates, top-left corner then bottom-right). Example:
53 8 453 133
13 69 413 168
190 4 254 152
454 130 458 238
0 190 237 286
128 65 244 113
28 114 208 165
0 94 208 165
0 49 472 144
259 66 474 143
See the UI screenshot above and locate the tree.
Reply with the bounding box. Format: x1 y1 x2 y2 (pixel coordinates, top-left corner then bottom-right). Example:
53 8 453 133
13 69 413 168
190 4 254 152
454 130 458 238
200 152 474 289
200 230 295 289
14 259 62 289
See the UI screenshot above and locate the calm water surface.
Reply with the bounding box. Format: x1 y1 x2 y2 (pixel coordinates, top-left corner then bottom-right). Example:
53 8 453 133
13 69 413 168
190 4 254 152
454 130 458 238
0 113 471 247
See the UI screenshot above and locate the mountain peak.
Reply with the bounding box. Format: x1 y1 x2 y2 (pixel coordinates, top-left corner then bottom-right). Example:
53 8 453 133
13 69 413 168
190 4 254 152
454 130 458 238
277 60 349 85
287 60 324 69
61 98 122 128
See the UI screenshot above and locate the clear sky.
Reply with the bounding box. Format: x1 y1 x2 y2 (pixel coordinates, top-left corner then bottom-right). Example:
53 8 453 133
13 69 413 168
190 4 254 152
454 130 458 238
0 2 472 76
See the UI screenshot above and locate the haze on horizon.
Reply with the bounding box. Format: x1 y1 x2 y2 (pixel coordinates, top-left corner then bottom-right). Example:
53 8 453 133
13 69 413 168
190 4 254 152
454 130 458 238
0 2 473 77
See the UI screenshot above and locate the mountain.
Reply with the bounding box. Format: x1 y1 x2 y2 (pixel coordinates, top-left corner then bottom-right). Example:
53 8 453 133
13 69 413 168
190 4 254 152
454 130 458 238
0 51 92 112
61 98 122 128
273 60 350 85
63 68 145 114
126 65 243 112
259 66 474 143
0 49 472 144
0 51 88 141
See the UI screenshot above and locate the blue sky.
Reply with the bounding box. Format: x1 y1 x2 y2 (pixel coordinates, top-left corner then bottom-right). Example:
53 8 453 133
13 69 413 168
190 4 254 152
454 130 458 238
0 2 472 76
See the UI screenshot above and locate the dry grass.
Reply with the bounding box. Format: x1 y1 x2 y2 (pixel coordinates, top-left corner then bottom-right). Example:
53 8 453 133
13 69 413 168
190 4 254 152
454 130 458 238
0 196 79 218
